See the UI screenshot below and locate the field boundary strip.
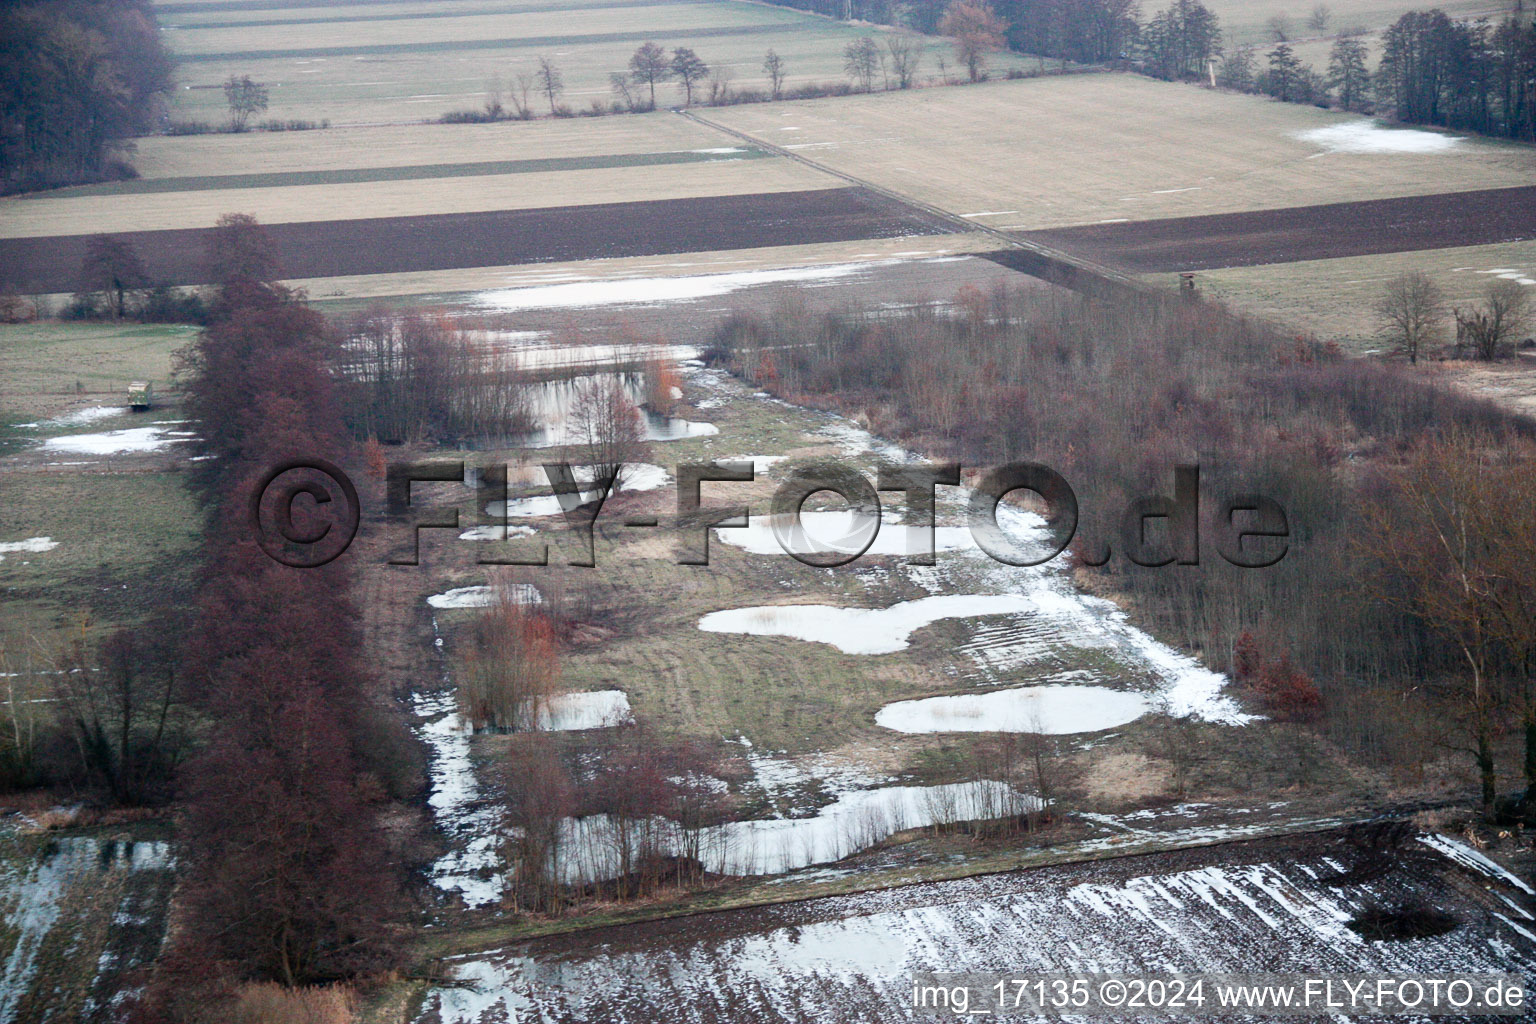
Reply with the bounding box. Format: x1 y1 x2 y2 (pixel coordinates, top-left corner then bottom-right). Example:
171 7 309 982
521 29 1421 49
23 148 773 200
177 22 792 62
673 108 1147 298
0 186 956 292
1021 184 1536 273
162 0 714 30
155 0 683 11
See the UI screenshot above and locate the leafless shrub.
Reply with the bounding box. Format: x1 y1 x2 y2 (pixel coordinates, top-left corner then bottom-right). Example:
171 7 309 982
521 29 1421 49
1454 279 1531 361
226 982 355 1024
569 376 650 491
458 590 560 732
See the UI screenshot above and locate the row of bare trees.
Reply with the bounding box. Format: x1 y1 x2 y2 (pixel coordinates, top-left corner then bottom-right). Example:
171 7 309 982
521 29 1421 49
142 216 409 1017
462 9 1007 124
1378 272 1533 364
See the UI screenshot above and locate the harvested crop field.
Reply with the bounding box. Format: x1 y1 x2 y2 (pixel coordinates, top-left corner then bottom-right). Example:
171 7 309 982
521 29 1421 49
1021 185 1536 274
151 0 1024 124
415 827 1536 1023
0 151 830 239
0 187 957 294
704 75 1536 231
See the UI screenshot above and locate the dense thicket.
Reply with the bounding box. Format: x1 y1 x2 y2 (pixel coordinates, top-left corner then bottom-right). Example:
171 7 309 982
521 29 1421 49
708 286 1536 800
1375 10 1536 139
341 310 533 443
0 0 173 193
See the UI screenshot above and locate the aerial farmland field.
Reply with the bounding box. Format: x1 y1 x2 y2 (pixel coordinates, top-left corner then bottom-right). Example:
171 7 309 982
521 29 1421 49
706 74 1536 229
152 0 1032 124
5 0 1536 1021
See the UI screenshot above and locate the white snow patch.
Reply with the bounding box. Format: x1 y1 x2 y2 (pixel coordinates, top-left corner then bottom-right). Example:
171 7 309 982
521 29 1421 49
42 425 188 455
555 779 1037 881
699 594 1039 655
535 690 633 731
875 684 1150 735
484 463 669 519
713 511 976 559
458 524 536 542
15 406 122 430
426 584 543 609
1298 120 1463 154
0 537 58 562
412 690 501 907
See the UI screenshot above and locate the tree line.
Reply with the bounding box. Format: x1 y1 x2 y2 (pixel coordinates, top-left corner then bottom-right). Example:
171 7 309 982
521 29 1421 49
443 18 1016 124
0 0 173 194
142 217 409 1016
752 0 1536 141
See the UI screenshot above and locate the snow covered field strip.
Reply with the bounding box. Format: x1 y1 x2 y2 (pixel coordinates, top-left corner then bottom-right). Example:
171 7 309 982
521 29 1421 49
0 837 173 1022
474 261 924 313
418 834 1536 1023
1420 834 1536 895
411 690 501 908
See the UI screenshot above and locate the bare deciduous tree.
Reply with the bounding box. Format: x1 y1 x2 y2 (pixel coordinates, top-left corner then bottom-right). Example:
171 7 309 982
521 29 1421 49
609 71 639 112
1376 271 1443 364
671 47 709 105
843 36 883 91
1357 433 1527 815
1307 4 1331 32
569 376 649 492
707 63 735 105
536 56 564 114
511 71 535 118
629 41 672 109
763 48 787 99
886 33 925 88
223 74 267 131
502 732 574 913
79 234 146 319
483 75 505 119
459 588 560 732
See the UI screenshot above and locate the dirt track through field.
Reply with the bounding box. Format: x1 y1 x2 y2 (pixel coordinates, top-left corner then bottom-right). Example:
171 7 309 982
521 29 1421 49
0 187 953 294
1022 185 1536 274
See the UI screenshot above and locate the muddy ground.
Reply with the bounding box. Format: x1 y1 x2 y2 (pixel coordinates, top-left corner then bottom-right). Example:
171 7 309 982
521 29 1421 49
0 187 956 294
1022 184 1536 274
414 824 1536 1023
